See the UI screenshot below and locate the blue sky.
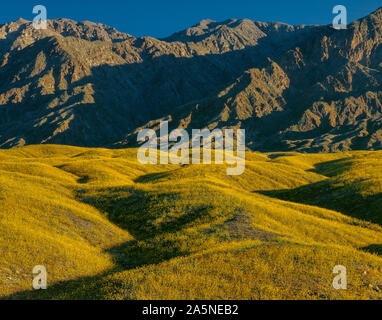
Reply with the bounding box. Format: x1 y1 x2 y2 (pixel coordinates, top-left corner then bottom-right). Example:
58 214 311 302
2 1 381 38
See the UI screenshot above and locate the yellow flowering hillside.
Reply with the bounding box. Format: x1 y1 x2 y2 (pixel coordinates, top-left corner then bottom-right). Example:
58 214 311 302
0 145 381 299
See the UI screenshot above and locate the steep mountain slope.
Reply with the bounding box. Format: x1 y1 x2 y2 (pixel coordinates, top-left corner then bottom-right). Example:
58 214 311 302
0 146 381 299
121 8 382 152
0 8 381 151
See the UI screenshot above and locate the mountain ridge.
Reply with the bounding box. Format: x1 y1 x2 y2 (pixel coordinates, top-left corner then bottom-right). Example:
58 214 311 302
0 7 381 151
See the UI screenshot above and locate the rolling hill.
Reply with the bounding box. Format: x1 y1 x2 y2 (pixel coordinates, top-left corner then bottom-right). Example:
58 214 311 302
0 145 381 299
0 6 381 301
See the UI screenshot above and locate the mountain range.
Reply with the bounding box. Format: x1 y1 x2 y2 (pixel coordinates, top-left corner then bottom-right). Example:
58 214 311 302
0 8 381 152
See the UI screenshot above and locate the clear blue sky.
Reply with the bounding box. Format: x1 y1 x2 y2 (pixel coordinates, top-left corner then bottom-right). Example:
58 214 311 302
2 0 381 38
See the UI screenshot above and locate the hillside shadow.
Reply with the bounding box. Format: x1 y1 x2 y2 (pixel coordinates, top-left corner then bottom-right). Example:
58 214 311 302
82 186 214 240
309 158 354 177
77 175 90 184
256 156 382 226
133 171 172 183
258 180 382 226
361 244 382 256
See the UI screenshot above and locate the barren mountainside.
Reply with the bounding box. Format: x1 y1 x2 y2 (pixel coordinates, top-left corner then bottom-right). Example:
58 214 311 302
0 8 381 151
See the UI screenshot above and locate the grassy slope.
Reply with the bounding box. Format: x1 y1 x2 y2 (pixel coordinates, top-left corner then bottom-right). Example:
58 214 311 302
0 145 381 300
